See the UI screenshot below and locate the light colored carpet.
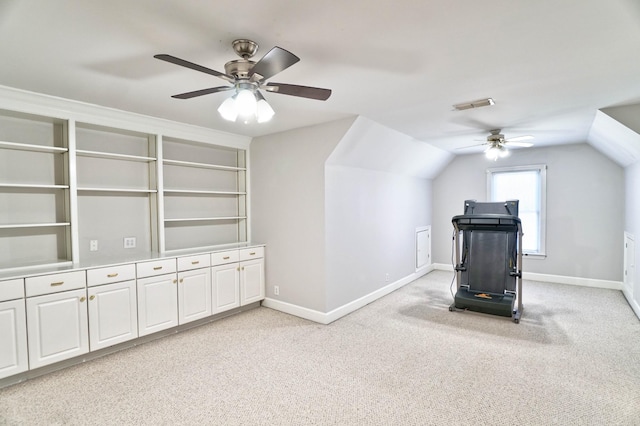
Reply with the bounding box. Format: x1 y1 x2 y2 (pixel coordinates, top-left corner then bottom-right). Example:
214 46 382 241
1 270 639 425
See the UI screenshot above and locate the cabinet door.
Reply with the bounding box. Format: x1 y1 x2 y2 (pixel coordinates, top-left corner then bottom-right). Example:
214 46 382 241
137 273 178 337
240 259 265 306
26 289 89 369
211 263 240 314
0 299 28 379
87 280 138 351
178 268 211 324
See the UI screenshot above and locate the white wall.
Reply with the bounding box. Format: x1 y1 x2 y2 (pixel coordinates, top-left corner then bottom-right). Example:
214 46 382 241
625 161 640 308
433 143 624 281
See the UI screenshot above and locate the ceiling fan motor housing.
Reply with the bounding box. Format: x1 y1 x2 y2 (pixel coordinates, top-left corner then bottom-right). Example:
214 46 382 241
488 130 506 145
224 59 256 79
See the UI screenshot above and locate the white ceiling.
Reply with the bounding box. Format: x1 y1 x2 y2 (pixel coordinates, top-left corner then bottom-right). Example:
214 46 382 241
1 0 639 153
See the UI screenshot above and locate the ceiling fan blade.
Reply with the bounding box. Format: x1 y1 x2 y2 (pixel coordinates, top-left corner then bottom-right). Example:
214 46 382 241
455 142 488 150
504 141 534 148
249 47 300 81
154 54 235 83
505 135 534 142
264 83 331 101
171 86 233 99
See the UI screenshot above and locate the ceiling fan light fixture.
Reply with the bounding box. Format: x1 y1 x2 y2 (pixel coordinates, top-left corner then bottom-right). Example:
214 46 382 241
453 98 495 111
485 144 509 160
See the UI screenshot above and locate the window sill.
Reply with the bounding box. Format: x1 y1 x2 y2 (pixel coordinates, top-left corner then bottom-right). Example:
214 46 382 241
523 253 546 259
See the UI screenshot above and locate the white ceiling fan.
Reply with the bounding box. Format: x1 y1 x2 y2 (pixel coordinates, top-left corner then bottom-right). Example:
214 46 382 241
457 129 534 160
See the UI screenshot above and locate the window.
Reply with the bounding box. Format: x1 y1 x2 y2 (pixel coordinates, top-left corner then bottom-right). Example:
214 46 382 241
487 164 546 256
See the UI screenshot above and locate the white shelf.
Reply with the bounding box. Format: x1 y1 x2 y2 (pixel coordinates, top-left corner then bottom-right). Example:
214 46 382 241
77 187 157 193
164 216 246 223
0 141 67 153
0 183 69 189
0 222 71 229
163 159 245 171
163 189 246 195
76 149 155 162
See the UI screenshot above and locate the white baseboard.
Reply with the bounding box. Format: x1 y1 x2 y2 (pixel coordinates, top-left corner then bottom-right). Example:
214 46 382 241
622 286 640 319
522 272 622 290
262 264 434 325
433 263 454 272
432 263 623 290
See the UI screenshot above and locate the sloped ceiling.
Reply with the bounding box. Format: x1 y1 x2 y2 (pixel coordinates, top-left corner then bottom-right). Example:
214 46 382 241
588 105 640 168
327 116 453 179
0 1 639 155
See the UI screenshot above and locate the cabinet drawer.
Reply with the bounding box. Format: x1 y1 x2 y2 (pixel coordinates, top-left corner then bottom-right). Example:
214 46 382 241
0 278 25 302
211 250 239 266
239 247 264 261
177 254 211 271
26 271 86 297
87 264 136 287
136 258 177 278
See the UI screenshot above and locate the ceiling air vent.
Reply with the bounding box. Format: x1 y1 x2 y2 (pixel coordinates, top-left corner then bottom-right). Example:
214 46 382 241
453 98 495 111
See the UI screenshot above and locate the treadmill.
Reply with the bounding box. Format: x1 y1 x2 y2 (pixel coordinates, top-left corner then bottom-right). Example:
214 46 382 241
449 200 523 323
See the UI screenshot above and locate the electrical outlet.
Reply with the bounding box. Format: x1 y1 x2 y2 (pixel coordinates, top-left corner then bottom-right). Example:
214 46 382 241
274 285 280 296
89 240 98 252
123 237 136 249
385 273 390 282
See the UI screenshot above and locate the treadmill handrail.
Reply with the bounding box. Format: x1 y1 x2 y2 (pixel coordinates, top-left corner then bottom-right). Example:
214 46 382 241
452 214 521 231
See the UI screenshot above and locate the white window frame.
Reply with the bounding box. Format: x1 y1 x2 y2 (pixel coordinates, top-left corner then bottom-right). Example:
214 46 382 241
487 164 547 257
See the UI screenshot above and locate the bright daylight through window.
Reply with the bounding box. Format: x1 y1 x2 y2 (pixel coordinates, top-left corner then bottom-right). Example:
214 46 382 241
488 165 547 256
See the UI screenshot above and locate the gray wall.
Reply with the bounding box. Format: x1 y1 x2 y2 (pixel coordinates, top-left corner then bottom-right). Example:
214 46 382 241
251 116 437 314
433 143 624 281
325 165 432 311
250 118 354 312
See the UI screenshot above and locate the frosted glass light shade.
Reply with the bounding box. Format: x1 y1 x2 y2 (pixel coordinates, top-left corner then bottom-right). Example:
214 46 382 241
218 96 238 121
256 98 275 123
235 89 257 119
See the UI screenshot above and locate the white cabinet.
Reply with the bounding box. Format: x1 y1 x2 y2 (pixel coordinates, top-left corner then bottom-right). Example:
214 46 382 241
0 278 28 379
0 300 28 379
211 247 265 313
1 244 264 382
26 288 89 369
136 259 178 337
87 280 137 350
239 247 265 305
212 262 240 314
240 258 265 305
87 270 138 351
177 253 212 324
137 273 178 336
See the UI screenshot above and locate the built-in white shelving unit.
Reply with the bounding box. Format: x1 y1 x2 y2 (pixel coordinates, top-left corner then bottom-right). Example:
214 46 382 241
0 110 71 270
0 101 251 272
161 137 247 252
75 123 159 260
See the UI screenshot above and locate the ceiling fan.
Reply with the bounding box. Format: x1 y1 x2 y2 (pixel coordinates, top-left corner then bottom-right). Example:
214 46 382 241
457 129 534 160
154 39 331 123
